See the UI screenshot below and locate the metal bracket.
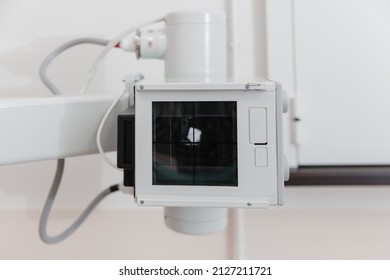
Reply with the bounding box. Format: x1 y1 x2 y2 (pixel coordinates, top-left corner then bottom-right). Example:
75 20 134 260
245 83 264 91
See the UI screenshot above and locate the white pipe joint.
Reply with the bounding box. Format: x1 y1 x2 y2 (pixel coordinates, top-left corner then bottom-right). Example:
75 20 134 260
120 29 166 59
138 29 166 59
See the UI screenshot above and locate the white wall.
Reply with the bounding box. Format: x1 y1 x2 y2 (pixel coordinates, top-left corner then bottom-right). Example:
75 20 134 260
294 0 390 165
1 0 390 260
267 0 390 166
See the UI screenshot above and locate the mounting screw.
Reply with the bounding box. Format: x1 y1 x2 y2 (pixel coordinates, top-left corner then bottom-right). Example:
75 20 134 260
139 85 144 90
247 202 252 207
245 83 251 90
140 200 144 205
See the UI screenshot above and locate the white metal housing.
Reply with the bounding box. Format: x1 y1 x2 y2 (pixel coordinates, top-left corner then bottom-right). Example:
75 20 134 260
134 80 285 208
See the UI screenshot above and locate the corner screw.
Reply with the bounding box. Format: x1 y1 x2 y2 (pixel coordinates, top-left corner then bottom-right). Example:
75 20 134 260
140 200 144 205
139 85 144 90
247 202 252 207
245 83 250 90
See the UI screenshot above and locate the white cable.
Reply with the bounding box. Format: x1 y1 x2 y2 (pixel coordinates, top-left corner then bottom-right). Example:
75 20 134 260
39 158 120 244
79 16 165 95
39 38 109 96
96 74 139 170
76 17 164 168
39 37 121 244
38 17 162 244
96 90 128 169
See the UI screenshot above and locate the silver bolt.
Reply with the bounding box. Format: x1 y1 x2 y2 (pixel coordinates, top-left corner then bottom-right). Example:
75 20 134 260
140 200 144 205
245 83 250 90
139 85 144 90
247 202 252 207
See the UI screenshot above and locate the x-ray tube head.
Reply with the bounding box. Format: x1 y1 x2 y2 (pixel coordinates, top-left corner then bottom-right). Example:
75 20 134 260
116 11 288 235
117 80 287 234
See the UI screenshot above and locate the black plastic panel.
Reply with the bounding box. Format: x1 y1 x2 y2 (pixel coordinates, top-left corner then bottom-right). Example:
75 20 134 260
117 112 135 186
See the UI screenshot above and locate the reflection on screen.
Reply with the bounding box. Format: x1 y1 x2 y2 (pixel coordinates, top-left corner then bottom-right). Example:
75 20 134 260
152 101 238 186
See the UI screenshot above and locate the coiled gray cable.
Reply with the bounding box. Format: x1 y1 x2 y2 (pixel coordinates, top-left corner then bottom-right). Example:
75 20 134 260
39 38 118 244
39 37 109 96
39 159 119 244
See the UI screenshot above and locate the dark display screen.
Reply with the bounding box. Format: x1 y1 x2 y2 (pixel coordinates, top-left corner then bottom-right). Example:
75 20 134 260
152 101 237 186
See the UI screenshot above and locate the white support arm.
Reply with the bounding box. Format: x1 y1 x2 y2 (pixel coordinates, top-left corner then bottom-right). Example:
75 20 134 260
0 94 126 165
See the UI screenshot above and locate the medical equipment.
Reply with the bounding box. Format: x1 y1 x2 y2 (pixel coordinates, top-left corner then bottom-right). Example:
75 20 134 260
119 81 286 210
0 11 289 243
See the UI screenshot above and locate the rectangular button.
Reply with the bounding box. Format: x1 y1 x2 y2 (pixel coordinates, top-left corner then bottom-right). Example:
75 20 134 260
255 148 268 167
249 108 267 144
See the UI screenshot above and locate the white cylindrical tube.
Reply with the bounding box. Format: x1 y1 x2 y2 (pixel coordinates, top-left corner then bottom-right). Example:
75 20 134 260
165 11 227 83
163 11 228 235
165 207 227 235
